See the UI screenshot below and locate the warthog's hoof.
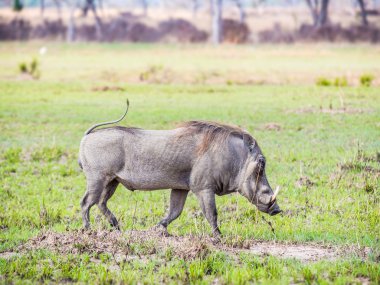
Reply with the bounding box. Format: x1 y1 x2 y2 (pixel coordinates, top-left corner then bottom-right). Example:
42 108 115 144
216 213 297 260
152 224 171 237
210 236 221 245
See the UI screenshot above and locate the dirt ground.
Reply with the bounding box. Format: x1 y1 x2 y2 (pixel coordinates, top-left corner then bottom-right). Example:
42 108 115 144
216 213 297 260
0 229 370 263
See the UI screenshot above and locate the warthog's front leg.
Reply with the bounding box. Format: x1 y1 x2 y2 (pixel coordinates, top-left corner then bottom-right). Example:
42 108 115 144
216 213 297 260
159 189 189 229
195 189 221 237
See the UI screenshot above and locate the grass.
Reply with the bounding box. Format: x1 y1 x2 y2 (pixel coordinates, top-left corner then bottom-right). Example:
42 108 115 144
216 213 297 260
0 42 379 284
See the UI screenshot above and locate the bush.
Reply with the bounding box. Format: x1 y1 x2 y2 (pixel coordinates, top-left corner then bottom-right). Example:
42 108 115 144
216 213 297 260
18 58 41 79
333 77 348 87
360 74 374 87
31 147 65 162
316 76 349 87
315 77 332 86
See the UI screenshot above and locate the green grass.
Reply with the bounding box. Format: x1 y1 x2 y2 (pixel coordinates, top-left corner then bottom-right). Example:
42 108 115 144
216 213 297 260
0 43 379 284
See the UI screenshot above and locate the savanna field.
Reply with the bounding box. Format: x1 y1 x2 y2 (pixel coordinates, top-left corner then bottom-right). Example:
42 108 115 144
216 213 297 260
0 43 379 284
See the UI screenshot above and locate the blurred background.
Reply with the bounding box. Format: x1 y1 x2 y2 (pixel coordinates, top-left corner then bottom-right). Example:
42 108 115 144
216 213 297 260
1 0 380 43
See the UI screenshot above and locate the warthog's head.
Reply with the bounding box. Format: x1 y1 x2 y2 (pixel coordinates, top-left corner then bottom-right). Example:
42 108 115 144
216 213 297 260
238 141 282 216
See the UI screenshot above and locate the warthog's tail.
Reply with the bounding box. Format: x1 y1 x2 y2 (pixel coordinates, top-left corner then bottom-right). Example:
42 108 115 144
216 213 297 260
84 99 130 135
78 159 83 169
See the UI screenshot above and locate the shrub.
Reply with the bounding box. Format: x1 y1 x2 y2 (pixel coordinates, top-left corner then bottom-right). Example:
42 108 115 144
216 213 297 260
333 77 348 87
315 77 332 86
31 147 65 162
360 74 374 87
18 58 41 79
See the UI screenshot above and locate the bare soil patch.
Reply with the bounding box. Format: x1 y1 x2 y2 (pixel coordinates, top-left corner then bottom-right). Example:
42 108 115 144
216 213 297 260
1 229 368 262
0 251 18 260
295 176 314 188
261 123 282 131
247 243 337 262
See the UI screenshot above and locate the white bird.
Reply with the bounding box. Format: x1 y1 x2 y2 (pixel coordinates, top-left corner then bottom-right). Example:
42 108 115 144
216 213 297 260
39 46 47 56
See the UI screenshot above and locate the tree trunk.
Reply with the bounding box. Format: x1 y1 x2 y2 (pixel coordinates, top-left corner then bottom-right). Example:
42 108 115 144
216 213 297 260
305 0 330 28
192 0 199 18
82 0 103 40
305 0 319 26
88 0 103 40
67 1 76 42
316 0 329 27
357 0 368 25
141 0 148 16
40 0 45 18
54 0 62 19
234 0 245 23
211 0 223 44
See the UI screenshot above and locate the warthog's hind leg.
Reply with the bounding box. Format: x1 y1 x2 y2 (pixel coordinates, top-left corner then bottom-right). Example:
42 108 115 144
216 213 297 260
195 189 221 237
98 179 120 230
80 177 106 229
159 189 189 229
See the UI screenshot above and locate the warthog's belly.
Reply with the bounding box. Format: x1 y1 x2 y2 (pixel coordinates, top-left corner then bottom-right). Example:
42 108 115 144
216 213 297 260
116 171 190 191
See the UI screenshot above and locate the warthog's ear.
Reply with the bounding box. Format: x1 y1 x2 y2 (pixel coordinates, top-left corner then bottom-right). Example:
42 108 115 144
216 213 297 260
243 133 255 152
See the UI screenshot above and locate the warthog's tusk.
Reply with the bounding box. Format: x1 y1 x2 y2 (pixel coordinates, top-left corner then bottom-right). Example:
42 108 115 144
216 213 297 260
271 186 281 202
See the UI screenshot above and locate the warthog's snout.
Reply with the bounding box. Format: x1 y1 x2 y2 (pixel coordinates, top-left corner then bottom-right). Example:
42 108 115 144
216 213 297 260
268 202 282 216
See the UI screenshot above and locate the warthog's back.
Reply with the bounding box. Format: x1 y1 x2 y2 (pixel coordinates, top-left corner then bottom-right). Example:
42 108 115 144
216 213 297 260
79 127 197 190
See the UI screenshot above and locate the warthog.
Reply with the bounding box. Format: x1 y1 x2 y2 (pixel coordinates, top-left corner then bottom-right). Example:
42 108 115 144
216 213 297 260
79 101 281 236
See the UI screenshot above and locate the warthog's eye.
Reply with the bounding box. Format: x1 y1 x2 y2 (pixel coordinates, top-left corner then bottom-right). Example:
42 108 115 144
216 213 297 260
257 155 265 174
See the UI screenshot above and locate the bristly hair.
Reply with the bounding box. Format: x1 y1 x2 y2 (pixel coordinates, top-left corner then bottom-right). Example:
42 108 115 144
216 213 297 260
91 126 141 134
178 121 254 154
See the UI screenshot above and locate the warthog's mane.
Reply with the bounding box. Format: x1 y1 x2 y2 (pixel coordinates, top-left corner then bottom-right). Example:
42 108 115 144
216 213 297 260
91 126 141 134
178 121 254 154
90 122 255 155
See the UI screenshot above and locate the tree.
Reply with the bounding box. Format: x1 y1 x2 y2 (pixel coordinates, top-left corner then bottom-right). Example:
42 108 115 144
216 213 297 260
357 0 368 25
141 0 148 16
40 0 62 19
40 0 45 17
318 0 329 27
211 0 223 44
233 0 245 23
82 0 103 40
305 0 330 27
12 0 23 11
192 0 199 18
66 0 77 42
